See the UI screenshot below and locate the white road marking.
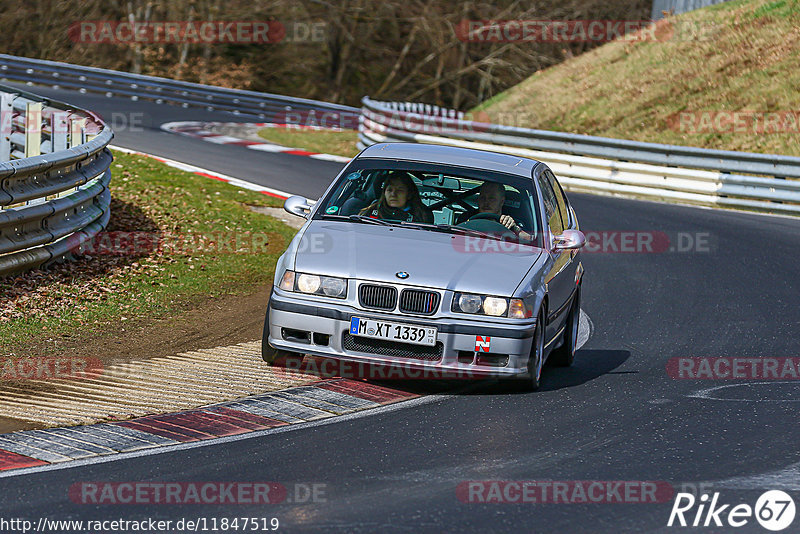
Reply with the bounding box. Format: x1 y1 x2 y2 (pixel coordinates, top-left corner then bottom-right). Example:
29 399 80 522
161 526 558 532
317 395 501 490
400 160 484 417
688 381 800 402
108 145 295 199
712 460 800 490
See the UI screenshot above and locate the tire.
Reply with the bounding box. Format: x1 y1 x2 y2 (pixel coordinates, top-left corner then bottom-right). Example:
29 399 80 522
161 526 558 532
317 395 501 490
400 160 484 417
261 344 305 368
518 309 545 391
261 305 305 368
550 287 580 367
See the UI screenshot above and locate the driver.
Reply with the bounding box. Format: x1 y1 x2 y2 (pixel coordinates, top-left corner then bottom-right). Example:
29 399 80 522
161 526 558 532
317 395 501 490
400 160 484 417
468 182 532 240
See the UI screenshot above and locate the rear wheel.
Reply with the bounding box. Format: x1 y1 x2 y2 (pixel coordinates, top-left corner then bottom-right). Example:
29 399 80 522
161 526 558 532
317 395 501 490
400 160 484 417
550 287 580 367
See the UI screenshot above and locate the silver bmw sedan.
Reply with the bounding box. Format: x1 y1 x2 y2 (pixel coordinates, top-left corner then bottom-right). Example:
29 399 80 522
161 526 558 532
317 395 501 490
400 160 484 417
262 143 585 390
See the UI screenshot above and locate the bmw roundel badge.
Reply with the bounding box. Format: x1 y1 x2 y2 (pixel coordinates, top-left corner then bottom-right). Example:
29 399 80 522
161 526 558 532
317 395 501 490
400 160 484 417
396 271 410 279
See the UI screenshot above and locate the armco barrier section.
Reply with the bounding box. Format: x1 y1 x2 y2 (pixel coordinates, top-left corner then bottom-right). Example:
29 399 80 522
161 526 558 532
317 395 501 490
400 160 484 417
0 54 359 128
0 83 113 277
359 98 800 215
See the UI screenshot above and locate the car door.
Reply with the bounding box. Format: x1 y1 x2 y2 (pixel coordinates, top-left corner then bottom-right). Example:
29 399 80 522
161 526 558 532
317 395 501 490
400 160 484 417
536 168 576 345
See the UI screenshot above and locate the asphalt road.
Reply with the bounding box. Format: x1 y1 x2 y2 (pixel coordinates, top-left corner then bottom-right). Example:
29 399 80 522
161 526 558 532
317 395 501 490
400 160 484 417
1 86 798 533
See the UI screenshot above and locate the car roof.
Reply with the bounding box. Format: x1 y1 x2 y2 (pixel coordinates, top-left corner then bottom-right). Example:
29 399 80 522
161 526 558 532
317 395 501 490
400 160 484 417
357 142 541 178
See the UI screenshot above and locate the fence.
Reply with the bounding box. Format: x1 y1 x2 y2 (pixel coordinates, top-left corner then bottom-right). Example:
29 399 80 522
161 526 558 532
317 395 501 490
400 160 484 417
0 54 359 129
358 98 800 216
0 83 113 277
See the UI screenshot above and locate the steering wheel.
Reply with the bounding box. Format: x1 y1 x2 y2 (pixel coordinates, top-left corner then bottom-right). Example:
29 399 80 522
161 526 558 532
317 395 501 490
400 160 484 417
470 212 501 222
460 212 510 233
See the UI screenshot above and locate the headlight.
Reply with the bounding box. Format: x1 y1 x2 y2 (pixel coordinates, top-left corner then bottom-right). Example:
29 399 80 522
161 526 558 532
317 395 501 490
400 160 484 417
457 294 483 314
453 293 521 318
297 273 321 293
321 277 347 297
483 297 508 316
279 270 347 299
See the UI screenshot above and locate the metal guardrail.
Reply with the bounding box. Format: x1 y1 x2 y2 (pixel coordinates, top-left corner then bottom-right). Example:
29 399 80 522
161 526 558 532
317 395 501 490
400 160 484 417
0 54 360 128
651 0 731 21
0 83 113 277
359 98 800 215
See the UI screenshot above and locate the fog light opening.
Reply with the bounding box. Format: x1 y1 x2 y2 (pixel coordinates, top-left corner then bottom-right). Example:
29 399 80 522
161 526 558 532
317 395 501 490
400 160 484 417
282 328 311 343
476 353 509 367
458 351 476 364
313 332 330 346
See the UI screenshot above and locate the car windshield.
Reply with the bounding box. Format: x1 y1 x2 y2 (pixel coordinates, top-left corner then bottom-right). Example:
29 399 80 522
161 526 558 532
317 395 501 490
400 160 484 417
316 162 541 245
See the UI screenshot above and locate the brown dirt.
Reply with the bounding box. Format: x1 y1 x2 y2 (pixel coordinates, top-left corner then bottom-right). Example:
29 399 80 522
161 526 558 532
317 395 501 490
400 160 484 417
0 285 273 433
21 285 271 366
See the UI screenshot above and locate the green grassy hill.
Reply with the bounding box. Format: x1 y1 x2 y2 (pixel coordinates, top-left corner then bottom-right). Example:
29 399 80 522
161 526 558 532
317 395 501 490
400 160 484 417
476 0 800 156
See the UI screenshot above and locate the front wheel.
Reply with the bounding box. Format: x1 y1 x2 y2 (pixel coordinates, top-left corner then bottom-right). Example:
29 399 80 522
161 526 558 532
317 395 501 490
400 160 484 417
261 344 305 368
518 310 545 391
550 287 580 367
261 303 305 368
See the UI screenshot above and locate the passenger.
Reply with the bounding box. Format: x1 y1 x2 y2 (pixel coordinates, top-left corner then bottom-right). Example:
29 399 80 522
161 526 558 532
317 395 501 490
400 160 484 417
359 173 434 223
465 182 532 240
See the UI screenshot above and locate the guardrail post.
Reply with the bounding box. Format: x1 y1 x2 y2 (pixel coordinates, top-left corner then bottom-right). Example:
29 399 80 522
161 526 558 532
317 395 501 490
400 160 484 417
5 100 41 208
69 117 86 148
0 92 13 162
69 116 87 194
24 101 42 158
51 111 69 152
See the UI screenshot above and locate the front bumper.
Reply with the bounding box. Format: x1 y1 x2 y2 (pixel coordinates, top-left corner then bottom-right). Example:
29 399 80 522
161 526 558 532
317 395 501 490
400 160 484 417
266 290 536 379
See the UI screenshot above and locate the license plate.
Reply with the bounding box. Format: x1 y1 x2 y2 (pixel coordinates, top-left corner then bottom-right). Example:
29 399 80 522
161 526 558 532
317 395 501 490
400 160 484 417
350 317 437 346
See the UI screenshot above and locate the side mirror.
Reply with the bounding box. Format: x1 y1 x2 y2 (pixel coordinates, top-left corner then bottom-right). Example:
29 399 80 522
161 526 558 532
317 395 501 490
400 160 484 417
284 195 313 219
553 229 585 251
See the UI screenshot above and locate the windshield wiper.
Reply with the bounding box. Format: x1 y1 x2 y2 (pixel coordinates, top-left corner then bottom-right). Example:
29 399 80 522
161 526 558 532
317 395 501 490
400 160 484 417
435 224 498 239
347 215 394 226
396 221 497 239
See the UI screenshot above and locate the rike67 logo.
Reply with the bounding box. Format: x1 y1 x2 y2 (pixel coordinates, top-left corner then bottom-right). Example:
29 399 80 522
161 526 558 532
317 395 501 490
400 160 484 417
668 490 796 531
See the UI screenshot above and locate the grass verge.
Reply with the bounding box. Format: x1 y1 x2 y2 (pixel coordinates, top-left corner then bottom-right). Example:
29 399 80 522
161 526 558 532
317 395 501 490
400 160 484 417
476 0 800 156
257 127 359 158
0 150 294 356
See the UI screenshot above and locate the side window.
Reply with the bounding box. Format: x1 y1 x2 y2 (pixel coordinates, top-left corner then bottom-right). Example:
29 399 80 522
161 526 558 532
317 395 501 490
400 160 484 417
536 173 564 235
545 170 570 230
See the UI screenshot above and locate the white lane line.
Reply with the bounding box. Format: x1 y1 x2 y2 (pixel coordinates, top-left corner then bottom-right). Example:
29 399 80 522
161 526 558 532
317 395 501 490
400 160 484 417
200 135 246 144
245 143 290 153
308 153 353 163
712 460 800 490
688 381 800 402
160 121 354 163
0 392 449 479
109 145 296 200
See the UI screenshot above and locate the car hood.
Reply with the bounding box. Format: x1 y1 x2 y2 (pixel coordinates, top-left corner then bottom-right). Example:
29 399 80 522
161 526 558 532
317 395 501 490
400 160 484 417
291 221 544 296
